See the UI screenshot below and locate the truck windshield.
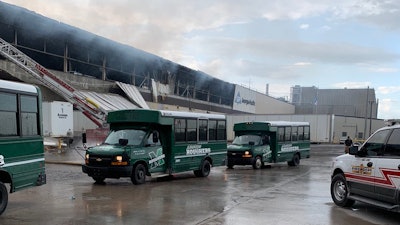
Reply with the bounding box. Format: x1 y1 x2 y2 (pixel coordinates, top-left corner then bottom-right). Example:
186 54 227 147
232 135 262 146
104 129 146 146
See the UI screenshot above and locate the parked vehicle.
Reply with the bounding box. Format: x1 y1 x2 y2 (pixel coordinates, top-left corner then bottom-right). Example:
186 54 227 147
0 79 46 215
331 120 400 212
227 121 311 169
82 109 227 184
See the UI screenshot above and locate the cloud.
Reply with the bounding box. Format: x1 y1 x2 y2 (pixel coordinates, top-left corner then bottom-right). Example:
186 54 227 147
293 62 312 66
300 24 310 29
377 86 400 95
378 98 400 119
332 81 372 89
369 67 398 73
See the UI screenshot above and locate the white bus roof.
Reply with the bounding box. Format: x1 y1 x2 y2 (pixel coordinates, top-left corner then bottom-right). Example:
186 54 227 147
245 121 310 126
0 79 37 94
160 110 225 120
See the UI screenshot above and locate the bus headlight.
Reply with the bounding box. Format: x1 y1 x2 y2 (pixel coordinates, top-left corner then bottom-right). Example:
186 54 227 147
85 153 89 164
243 151 252 158
115 155 123 162
111 155 128 166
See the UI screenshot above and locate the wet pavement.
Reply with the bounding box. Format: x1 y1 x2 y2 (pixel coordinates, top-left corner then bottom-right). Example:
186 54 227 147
44 145 86 165
1 144 400 225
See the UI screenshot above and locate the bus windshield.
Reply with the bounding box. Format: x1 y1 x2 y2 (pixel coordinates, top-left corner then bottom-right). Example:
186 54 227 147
232 134 262 146
104 129 146 146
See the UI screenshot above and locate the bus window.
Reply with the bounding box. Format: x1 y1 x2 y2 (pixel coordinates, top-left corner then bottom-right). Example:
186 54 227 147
199 119 208 141
0 92 17 136
278 127 284 142
292 127 298 141
298 126 304 140
187 119 197 142
304 126 310 140
21 95 39 136
174 119 186 142
217 120 226 140
285 127 291 142
209 120 217 140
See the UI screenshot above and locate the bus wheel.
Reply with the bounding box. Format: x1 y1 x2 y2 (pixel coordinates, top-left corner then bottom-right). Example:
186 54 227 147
0 182 8 215
253 156 263 169
194 160 211 177
288 153 300 166
227 164 234 169
92 177 105 184
131 164 146 185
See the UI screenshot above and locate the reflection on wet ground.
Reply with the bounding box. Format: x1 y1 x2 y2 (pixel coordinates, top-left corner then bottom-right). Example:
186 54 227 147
1 145 400 225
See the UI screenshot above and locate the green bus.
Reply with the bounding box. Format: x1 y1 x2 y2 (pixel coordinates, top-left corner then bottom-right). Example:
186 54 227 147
82 109 227 184
0 79 46 215
227 121 310 169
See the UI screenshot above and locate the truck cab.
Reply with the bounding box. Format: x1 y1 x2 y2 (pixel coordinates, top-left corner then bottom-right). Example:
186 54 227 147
82 127 168 184
330 120 400 212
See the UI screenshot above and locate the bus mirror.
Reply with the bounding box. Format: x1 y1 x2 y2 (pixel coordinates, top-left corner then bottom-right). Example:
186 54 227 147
249 141 255 146
82 133 87 144
152 131 159 143
119 139 129 146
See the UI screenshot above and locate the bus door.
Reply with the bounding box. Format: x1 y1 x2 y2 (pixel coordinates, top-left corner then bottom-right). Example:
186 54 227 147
146 130 167 173
267 133 277 162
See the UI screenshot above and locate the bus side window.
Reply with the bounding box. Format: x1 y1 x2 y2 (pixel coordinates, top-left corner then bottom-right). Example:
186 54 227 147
262 135 270 145
304 126 310 140
298 127 304 140
278 127 284 142
147 131 161 146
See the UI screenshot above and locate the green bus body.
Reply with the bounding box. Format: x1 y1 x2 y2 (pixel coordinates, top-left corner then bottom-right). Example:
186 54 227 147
227 121 310 169
0 79 46 215
82 109 227 184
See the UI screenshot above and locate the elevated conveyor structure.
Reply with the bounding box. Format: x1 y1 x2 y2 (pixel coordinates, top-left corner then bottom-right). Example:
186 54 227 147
0 37 106 127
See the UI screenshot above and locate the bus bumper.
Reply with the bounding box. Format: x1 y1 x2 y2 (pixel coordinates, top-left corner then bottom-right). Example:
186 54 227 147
227 157 253 166
82 165 133 178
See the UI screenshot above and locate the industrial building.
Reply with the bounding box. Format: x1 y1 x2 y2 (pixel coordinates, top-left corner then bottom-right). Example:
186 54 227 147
0 2 385 144
291 85 378 118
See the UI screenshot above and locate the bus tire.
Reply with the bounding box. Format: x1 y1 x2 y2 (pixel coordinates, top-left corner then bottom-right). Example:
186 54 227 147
252 156 263 169
288 153 300 166
0 182 8 215
92 177 105 184
330 173 355 207
194 160 211 177
131 164 146 185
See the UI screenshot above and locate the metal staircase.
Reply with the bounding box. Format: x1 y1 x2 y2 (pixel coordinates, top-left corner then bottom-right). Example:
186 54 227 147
0 37 106 127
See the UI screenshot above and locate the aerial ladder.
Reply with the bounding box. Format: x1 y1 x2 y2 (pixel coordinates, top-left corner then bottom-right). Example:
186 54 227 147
0 37 106 127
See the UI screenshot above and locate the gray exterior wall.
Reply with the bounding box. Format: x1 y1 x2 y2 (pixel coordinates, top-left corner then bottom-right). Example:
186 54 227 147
255 91 295 114
291 86 378 118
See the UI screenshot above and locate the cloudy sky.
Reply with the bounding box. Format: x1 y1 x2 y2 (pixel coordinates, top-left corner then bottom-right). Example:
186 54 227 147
3 0 400 119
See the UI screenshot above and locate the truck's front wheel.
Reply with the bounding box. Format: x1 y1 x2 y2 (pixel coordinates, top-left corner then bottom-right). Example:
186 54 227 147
0 182 8 215
131 164 146 185
331 173 355 207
